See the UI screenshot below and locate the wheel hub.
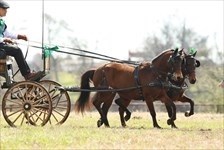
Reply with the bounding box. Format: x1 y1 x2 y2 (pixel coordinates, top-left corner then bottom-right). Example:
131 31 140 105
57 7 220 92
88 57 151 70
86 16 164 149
23 102 32 111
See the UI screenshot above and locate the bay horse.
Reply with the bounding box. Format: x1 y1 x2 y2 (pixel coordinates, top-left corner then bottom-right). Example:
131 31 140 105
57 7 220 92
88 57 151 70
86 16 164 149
115 50 200 128
75 48 184 128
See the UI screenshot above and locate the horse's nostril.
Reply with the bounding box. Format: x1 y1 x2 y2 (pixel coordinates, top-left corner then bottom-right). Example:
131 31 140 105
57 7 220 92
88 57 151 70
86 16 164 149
190 79 196 84
177 77 181 81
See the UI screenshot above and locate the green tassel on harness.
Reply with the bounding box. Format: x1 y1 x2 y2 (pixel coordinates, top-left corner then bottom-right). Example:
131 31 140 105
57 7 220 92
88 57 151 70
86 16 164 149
44 45 59 58
189 48 197 55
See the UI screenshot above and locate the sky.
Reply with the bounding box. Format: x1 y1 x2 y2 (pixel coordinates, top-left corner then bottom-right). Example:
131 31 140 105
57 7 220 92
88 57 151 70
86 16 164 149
4 0 224 62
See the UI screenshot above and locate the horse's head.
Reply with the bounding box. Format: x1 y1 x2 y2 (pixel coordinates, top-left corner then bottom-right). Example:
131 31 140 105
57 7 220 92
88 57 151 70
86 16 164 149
183 50 200 84
167 48 185 81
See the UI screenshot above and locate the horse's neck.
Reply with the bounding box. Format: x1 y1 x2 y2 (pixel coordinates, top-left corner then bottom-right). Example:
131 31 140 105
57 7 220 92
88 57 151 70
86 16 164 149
151 58 169 73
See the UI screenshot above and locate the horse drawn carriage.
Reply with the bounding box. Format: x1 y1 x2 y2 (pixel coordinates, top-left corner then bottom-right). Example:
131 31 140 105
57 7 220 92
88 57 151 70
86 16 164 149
0 42 200 128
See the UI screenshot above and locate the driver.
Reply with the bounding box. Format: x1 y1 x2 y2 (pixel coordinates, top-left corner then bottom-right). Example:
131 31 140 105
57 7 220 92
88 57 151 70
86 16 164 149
0 0 43 81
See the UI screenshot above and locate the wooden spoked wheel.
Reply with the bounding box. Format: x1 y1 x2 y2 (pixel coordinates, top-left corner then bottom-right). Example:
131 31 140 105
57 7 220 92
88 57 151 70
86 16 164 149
1 81 52 127
39 80 71 125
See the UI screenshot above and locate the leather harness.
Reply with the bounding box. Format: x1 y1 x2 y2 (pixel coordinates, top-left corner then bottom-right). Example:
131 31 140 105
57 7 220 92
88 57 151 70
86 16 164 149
133 65 145 101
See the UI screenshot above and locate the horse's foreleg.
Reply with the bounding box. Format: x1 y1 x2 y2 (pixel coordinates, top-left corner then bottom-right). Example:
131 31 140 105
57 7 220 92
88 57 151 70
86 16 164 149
115 98 132 120
165 104 177 128
145 100 161 129
165 99 177 128
101 100 113 127
115 98 126 127
115 98 131 127
179 94 194 117
100 92 116 128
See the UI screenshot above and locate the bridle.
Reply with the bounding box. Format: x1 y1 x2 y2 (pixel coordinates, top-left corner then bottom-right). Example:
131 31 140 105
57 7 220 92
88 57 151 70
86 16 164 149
167 49 184 75
182 55 200 77
150 49 184 81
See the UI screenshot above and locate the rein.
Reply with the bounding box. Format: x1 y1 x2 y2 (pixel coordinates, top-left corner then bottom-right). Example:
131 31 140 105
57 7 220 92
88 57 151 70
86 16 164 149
19 41 140 65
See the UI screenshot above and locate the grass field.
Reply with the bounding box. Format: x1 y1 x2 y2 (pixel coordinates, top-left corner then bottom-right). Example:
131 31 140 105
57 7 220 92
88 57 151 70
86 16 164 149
1 112 223 150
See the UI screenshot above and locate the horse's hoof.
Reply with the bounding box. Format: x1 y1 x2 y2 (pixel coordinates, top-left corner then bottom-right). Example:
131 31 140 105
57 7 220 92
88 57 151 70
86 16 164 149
171 124 178 129
104 124 110 128
97 119 103 127
185 112 190 117
122 124 127 128
167 119 172 125
185 111 194 117
154 125 162 129
124 115 131 121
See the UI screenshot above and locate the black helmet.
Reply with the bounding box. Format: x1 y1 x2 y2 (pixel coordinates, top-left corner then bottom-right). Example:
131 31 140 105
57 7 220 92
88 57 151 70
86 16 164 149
0 0 10 9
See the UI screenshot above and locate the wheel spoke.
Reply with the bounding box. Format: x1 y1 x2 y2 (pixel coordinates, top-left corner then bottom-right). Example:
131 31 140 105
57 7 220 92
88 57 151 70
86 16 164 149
53 105 68 109
12 111 24 124
29 109 44 122
48 88 57 98
52 109 65 117
20 114 26 126
5 98 23 105
7 109 24 118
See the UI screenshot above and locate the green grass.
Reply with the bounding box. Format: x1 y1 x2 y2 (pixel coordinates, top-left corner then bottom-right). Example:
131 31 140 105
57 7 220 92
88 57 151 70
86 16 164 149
1 112 223 149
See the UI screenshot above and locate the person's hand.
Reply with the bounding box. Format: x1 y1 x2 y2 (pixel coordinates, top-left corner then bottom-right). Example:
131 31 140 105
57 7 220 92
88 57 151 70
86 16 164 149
3 38 14 44
17 34 28 41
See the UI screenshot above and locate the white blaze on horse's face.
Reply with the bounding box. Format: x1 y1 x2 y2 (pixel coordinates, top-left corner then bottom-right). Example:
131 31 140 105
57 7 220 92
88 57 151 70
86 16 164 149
186 56 197 84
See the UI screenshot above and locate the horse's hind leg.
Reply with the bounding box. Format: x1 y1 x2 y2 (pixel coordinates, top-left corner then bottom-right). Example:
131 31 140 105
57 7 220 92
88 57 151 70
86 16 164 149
101 92 115 127
92 93 104 127
93 92 115 128
115 98 131 127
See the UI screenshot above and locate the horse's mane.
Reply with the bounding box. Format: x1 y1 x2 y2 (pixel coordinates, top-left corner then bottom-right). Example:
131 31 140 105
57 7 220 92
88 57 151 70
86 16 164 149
151 49 173 63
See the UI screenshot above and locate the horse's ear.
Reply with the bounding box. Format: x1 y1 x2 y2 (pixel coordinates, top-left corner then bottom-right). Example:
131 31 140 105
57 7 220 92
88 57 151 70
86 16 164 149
195 60 200 67
179 48 184 54
192 51 197 57
174 48 178 55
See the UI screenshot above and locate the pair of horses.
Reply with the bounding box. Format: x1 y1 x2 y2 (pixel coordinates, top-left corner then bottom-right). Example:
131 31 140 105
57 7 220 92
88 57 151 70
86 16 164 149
75 48 200 128
114 50 200 128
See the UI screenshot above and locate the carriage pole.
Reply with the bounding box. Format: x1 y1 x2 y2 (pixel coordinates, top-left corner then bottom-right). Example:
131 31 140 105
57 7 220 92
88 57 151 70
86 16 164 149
41 0 50 74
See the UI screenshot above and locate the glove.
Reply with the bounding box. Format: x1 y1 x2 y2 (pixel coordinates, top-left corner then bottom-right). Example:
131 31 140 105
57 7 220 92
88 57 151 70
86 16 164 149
17 34 28 41
3 38 14 44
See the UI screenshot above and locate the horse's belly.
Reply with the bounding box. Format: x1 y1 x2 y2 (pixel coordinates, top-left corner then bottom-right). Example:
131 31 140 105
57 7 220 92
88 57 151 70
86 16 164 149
118 90 141 100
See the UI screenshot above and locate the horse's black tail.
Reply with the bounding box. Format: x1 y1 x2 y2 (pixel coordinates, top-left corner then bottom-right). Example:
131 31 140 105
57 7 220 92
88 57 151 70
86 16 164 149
75 69 95 114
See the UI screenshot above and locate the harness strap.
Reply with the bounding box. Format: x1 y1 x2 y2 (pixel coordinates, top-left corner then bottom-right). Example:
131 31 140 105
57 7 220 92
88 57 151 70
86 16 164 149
134 65 145 101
